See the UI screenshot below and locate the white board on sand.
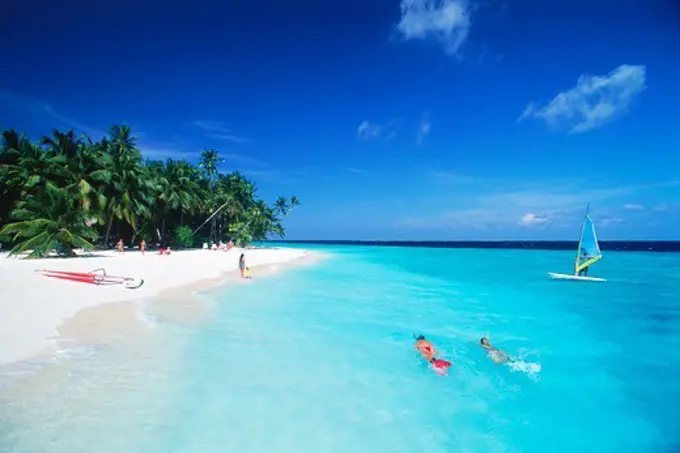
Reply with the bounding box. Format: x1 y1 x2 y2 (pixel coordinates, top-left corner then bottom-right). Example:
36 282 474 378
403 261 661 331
548 272 607 282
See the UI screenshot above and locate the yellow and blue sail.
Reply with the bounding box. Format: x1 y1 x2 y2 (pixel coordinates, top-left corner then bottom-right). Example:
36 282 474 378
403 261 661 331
575 206 602 273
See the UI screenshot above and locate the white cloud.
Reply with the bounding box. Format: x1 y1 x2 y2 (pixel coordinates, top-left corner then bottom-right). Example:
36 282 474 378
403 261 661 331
357 120 383 140
600 217 624 227
484 180 679 211
518 64 646 133
651 204 679 213
417 112 431 145
622 203 644 210
397 0 472 56
192 120 249 143
519 213 551 227
399 171 679 231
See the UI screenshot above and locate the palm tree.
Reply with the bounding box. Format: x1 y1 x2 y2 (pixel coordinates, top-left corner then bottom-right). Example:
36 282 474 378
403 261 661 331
0 183 98 257
156 159 202 238
274 196 289 216
41 129 111 213
199 148 223 184
108 124 138 155
0 125 299 252
288 196 301 214
101 136 154 246
1 130 31 228
199 148 224 242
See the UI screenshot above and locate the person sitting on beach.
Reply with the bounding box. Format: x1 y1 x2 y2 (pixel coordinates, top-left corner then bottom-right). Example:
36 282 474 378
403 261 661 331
415 335 451 369
480 337 512 364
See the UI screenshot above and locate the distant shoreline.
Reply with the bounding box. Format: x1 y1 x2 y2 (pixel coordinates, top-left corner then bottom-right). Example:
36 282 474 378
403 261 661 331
270 240 680 252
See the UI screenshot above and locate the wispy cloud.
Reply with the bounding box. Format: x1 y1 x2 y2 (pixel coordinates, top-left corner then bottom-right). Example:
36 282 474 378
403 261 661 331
622 203 644 210
519 213 551 227
416 112 431 145
192 120 250 143
0 91 108 138
238 168 308 184
357 120 383 140
652 203 680 213
396 0 472 56
399 171 679 231
518 64 646 133
137 144 261 165
138 144 199 160
42 105 108 138
600 217 624 227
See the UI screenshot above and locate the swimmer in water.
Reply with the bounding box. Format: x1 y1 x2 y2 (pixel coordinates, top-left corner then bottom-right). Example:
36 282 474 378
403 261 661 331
414 335 452 370
415 335 436 361
480 337 512 364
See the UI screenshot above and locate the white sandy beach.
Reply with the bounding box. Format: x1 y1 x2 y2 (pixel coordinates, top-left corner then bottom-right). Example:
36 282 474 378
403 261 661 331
0 247 311 365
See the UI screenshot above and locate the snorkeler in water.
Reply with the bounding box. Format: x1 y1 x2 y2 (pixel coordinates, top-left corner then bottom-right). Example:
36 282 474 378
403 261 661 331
414 335 452 372
480 337 513 364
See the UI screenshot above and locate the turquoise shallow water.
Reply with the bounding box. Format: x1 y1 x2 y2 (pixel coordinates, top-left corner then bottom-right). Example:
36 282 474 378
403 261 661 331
1 245 680 453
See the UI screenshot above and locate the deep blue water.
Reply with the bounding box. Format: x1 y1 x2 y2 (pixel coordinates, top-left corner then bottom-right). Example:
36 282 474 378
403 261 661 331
271 240 680 252
1 245 679 453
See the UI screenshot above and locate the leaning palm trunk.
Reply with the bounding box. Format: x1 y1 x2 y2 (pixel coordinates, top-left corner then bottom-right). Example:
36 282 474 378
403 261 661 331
104 215 114 247
191 199 232 237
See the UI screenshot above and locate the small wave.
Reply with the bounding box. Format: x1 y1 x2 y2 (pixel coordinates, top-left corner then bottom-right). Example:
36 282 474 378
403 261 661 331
507 349 542 379
136 300 161 328
53 344 102 360
508 360 542 377
0 344 103 390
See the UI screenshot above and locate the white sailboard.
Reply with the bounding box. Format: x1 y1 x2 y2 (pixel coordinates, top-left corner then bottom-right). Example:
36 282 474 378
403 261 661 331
549 204 606 282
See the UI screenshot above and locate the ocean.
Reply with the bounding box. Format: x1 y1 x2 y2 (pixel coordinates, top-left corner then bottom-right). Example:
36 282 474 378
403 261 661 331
1 244 679 453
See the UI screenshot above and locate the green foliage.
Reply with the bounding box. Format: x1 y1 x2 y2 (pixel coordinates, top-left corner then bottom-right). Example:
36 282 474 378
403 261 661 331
173 225 194 248
0 125 299 257
0 184 98 257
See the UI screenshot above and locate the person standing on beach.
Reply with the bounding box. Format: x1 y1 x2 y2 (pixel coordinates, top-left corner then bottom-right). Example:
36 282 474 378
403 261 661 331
116 238 124 255
238 253 246 278
140 239 146 255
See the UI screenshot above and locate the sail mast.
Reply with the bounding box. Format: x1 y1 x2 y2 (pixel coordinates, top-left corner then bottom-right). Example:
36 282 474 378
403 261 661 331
574 203 590 273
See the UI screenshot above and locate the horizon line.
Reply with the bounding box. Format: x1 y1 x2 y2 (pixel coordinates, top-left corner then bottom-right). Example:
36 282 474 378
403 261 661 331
263 239 680 252
270 239 680 243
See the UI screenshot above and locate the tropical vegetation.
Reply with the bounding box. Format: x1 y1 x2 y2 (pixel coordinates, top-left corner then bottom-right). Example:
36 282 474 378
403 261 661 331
0 125 300 257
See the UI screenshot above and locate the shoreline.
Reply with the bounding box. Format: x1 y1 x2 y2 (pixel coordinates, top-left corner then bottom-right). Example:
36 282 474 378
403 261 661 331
0 246 319 366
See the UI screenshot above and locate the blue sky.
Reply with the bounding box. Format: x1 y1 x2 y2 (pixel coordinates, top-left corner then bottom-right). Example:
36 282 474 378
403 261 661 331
1 0 679 240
